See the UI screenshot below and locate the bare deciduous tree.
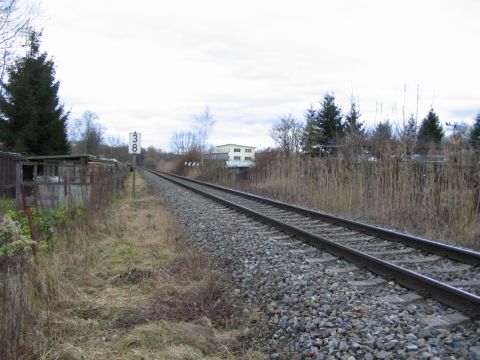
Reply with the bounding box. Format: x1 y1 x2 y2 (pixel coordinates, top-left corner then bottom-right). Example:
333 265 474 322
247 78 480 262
170 130 200 155
100 135 130 161
0 0 37 85
69 111 104 155
194 105 215 153
270 114 304 155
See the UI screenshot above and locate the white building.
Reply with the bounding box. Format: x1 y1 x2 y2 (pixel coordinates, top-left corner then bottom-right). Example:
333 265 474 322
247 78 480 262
216 144 255 167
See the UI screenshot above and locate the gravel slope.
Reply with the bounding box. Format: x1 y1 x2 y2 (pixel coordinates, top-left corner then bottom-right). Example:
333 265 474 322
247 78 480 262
144 171 480 360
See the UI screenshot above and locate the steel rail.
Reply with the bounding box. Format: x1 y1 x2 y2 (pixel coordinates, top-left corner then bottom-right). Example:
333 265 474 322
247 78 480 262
146 169 480 266
143 168 480 318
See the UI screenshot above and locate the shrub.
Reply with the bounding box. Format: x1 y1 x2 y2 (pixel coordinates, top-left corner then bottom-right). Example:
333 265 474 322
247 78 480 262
0 215 34 256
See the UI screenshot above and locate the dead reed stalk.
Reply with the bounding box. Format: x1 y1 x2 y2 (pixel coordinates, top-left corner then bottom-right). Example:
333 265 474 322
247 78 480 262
198 148 479 250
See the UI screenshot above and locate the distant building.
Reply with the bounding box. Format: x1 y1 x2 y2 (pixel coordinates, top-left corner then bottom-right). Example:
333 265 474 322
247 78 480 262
202 152 229 161
215 144 255 168
216 144 255 161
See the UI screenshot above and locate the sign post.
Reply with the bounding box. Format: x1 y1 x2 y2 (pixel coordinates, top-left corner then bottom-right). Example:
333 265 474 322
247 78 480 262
132 153 136 198
128 131 141 198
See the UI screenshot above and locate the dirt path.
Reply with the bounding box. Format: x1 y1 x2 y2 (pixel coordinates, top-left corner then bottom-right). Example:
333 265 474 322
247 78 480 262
41 174 264 360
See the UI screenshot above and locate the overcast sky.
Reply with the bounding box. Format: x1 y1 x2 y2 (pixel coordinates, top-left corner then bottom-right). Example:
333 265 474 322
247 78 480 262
39 0 480 150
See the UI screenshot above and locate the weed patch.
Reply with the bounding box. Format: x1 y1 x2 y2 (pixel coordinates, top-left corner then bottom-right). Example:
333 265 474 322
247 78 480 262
150 255 234 326
115 268 154 285
0 198 15 215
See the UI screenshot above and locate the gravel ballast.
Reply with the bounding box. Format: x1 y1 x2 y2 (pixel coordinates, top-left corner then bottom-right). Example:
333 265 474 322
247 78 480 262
143 171 480 360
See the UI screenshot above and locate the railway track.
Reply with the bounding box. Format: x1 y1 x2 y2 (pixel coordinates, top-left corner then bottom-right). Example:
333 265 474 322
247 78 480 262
142 168 480 318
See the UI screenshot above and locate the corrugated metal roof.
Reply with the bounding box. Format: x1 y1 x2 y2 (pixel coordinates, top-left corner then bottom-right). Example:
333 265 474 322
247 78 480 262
27 154 94 161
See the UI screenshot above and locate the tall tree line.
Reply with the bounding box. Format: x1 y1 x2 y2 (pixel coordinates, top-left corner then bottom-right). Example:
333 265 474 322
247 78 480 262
268 92 478 156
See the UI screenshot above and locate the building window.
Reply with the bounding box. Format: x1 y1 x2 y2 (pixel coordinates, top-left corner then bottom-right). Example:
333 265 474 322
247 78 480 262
245 149 252 153
245 156 251 160
234 148 241 152
234 156 241 160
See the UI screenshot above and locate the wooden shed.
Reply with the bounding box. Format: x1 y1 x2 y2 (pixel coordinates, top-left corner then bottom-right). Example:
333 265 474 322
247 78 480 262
18 154 124 209
0 151 26 198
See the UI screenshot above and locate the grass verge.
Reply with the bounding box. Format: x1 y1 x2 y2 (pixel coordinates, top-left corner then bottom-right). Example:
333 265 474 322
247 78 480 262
35 173 265 359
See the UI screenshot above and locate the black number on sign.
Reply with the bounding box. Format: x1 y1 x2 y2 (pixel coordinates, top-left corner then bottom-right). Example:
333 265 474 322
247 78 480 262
133 134 137 142
132 144 137 152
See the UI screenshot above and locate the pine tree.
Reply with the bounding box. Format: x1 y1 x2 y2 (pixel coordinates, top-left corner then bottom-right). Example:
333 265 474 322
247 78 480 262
344 100 364 138
403 114 418 154
302 105 319 156
317 93 344 145
418 108 444 145
403 114 417 141
304 105 316 124
372 121 393 143
469 113 480 149
369 121 393 158
0 31 69 155
302 94 344 156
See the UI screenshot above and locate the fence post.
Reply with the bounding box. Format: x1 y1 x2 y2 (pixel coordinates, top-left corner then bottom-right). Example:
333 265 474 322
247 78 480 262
20 184 38 257
15 163 22 210
64 173 74 217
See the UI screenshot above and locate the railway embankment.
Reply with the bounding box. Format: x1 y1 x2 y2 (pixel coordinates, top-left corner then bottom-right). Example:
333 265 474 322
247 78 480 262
143 170 480 360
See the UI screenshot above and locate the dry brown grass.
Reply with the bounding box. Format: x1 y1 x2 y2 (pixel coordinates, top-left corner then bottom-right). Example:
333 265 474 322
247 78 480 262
199 149 480 250
0 256 32 359
150 254 234 326
0 183 119 359
30 174 265 360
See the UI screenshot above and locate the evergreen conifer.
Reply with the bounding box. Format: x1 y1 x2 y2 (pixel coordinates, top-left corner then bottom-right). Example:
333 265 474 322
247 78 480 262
317 93 344 145
345 100 364 138
417 109 444 145
403 114 417 141
0 31 69 155
302 93 344 156
302 105 319 155
469 113 480 149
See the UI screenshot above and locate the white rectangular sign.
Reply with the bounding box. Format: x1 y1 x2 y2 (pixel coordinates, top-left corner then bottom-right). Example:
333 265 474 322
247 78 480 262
128 132 141 154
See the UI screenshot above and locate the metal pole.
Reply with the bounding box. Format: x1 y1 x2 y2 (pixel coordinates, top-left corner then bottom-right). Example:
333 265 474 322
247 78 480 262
132 154 136 198
20 184 38 257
